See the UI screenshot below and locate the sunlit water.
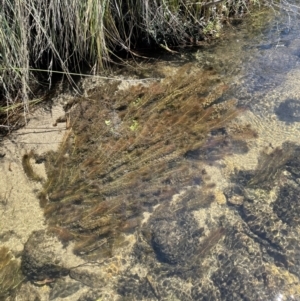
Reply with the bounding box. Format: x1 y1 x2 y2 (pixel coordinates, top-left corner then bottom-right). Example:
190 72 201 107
184 4 300 301
3 3 300 301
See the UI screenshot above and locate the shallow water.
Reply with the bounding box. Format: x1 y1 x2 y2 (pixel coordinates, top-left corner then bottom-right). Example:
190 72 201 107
114 4 300 300
3 2 300 301
186 4 300 301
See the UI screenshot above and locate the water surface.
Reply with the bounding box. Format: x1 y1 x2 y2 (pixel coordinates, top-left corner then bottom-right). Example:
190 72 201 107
113 5 300 300
11 3 300 300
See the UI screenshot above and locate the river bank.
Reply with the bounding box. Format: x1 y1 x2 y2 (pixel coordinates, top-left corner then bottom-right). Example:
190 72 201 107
0 0 270 132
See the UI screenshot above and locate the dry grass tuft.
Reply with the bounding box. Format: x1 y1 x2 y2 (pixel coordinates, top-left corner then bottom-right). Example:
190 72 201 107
0 0 265 130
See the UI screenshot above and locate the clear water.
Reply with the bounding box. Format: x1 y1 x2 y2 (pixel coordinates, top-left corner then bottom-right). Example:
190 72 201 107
112 4 300 300
3 2 300 301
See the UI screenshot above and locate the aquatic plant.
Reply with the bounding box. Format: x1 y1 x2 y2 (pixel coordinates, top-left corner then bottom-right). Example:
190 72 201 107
248 143 295 189
0 246 24 300
21 150 43 182
40 64 254 259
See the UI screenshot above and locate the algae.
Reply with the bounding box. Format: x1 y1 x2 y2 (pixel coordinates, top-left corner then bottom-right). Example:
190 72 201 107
40 63 253 259
21 151 43 182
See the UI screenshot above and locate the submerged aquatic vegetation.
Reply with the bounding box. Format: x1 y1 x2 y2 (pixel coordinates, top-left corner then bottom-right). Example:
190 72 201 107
21 151 43 182
40 64 253 259
0 247 24 300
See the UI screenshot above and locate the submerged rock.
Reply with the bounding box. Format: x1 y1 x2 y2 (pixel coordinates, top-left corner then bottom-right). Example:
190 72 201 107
151 211 204 265
117 187 226 300
273 180 300 227
21 230 69 282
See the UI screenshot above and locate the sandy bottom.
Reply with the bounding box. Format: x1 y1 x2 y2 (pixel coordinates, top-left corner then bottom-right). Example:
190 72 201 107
0 97 67 255
219 68 300 178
